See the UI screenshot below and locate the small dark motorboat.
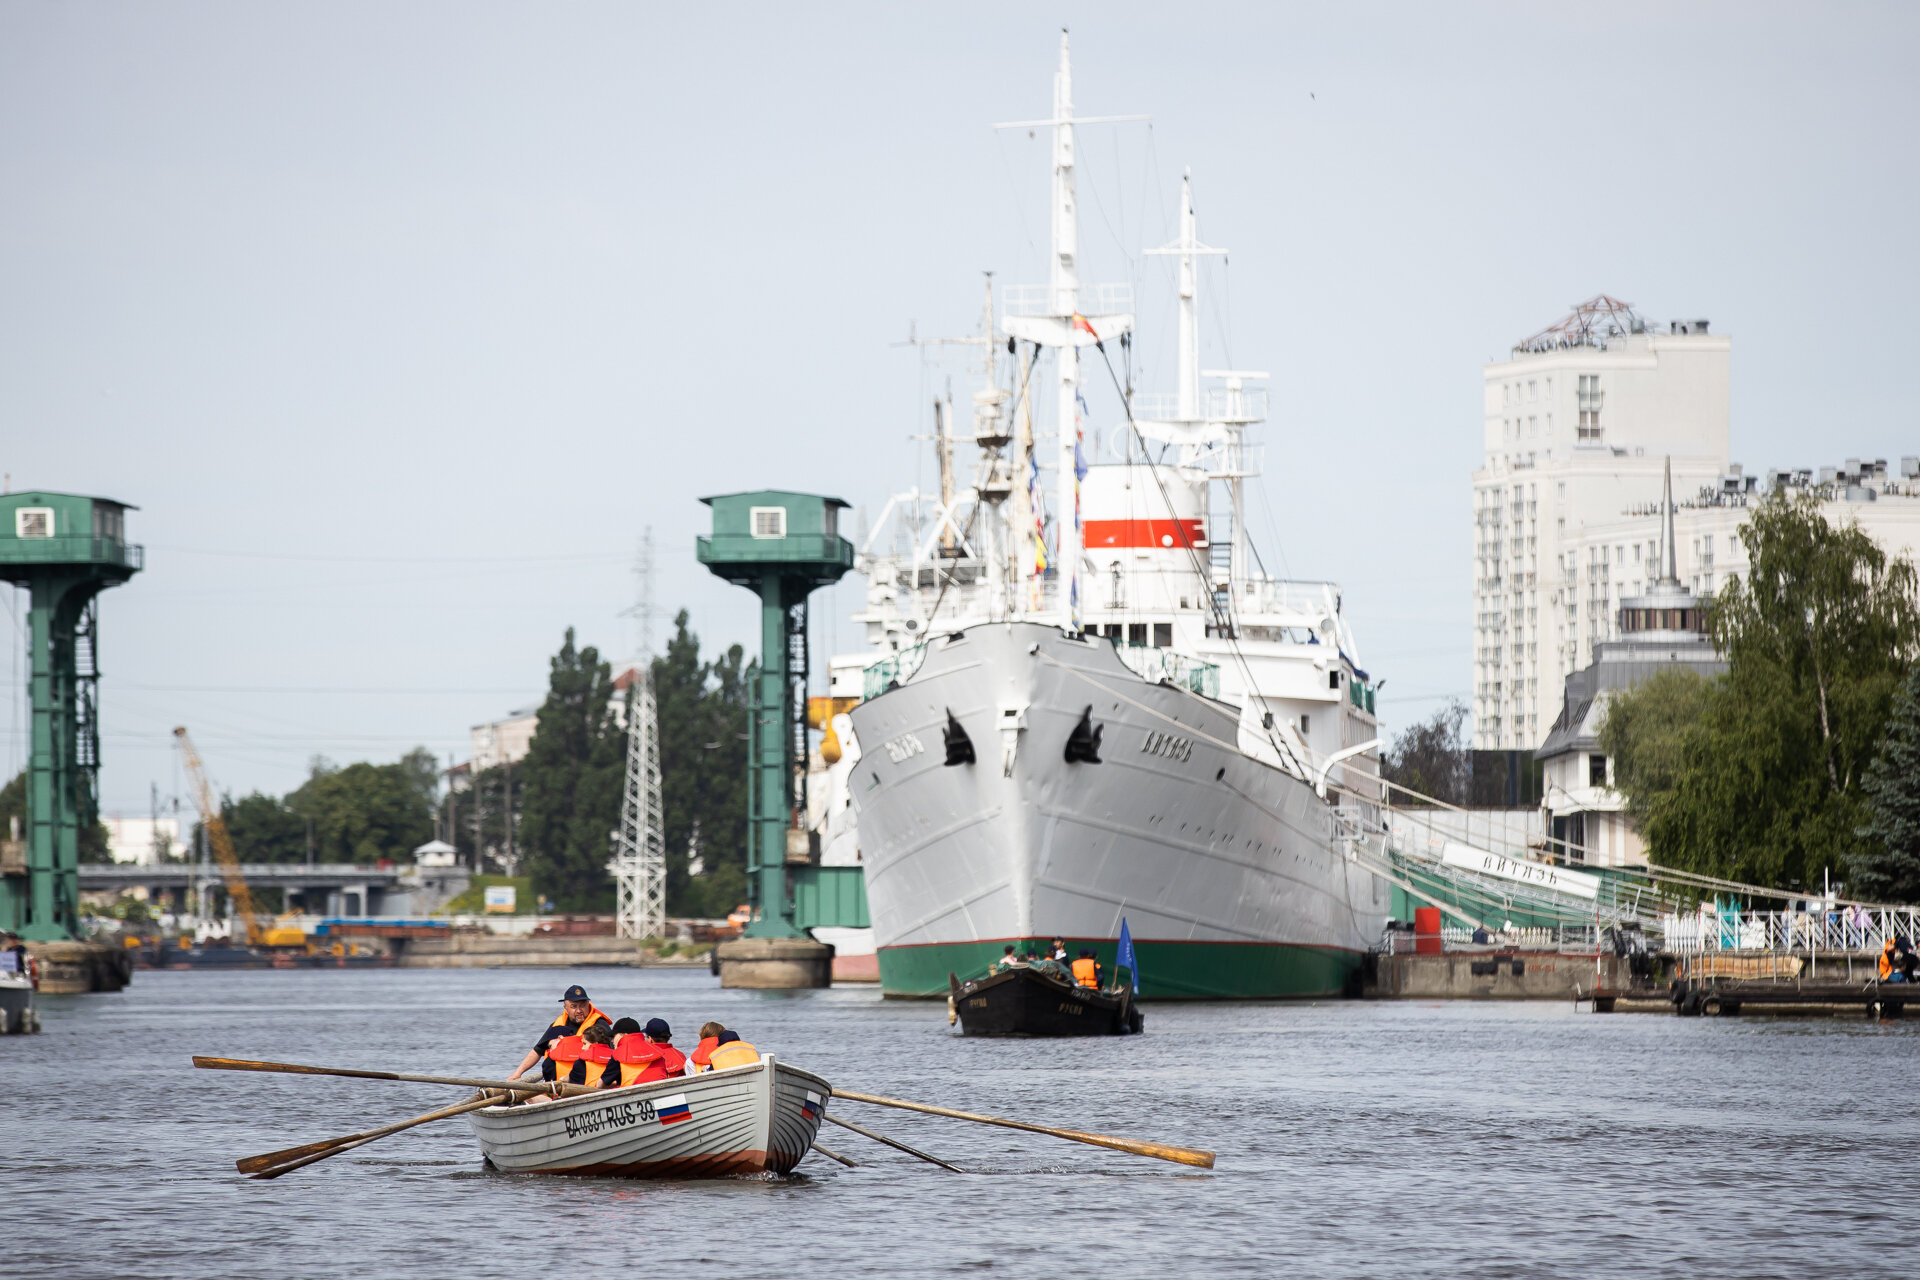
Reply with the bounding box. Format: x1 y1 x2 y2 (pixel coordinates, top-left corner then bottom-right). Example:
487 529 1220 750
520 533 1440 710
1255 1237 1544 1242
948 963 1143 1037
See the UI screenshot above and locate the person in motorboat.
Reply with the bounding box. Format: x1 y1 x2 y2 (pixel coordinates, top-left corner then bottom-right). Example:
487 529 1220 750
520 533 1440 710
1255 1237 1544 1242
1072 950 1103 989
992 945 1021 972
610 1017 687 1086
506 984 610 1082
1883 936 1915 983
1049 937 1068 962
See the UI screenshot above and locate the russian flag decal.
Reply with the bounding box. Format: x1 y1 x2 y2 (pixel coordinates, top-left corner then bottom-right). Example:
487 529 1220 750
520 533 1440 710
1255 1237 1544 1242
801 1090 822 1120
656 1094 692 1125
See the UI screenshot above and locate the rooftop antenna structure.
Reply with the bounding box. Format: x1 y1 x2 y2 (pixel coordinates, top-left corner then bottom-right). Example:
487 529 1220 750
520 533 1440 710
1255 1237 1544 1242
610 526 665 940
996 30 1144 631
0 492 143 940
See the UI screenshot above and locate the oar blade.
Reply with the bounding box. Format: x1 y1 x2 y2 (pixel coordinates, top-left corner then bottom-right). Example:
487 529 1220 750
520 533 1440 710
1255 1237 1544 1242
237 1136 354 1174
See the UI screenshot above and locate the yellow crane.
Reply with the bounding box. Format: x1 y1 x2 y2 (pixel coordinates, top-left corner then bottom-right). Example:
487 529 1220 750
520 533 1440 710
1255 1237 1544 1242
173 726 303 948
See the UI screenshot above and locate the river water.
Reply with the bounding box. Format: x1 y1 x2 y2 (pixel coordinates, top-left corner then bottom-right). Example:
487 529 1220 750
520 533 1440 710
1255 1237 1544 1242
3 966 1913 1278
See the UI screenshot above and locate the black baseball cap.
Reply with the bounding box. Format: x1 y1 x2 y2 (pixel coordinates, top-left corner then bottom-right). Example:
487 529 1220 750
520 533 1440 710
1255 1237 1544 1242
645 1017 671 1039
559 985 591 1003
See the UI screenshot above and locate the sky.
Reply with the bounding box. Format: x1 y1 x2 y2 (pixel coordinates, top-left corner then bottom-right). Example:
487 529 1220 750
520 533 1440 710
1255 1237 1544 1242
3 2 1916 815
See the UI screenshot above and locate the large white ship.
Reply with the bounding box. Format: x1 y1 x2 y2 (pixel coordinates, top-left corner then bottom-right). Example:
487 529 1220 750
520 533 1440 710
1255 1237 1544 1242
820 35 1390 997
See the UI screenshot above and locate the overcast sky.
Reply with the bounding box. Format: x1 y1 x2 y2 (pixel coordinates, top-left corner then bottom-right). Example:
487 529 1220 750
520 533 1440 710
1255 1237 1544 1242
5 2 1916 814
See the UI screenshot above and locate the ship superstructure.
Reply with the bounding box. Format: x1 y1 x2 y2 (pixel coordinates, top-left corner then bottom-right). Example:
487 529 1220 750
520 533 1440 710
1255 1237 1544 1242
822 35 1390 997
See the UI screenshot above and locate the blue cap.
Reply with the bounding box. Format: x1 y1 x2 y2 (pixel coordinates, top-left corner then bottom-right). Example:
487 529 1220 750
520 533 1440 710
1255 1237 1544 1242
645 1017 671 1039
559 985 590 1003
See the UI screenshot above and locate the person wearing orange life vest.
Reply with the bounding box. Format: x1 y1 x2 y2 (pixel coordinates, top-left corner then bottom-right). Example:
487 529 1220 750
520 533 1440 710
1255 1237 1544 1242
705 1029 759 1071
610 1017 687 1087
1071 949 1102 989
688 1021 726 1074
505 984 611 1082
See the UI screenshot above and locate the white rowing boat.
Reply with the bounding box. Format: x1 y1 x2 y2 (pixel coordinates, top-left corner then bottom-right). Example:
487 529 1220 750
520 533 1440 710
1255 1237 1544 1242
466 1055 831 1177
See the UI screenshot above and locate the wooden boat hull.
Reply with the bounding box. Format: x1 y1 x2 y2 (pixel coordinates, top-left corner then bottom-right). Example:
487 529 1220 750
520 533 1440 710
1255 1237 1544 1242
950 968 1144 1037
465 1055 829 1177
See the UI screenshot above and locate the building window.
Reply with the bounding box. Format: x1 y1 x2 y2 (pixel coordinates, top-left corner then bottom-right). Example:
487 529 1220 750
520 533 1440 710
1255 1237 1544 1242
1589 754 1608 787
15 507 55 538
1328 670 1340 690
1577 375 1603 440
749 506 787 539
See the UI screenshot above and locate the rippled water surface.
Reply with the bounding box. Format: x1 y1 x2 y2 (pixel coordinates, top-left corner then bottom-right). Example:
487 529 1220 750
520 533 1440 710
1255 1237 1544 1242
4 967 1915 1277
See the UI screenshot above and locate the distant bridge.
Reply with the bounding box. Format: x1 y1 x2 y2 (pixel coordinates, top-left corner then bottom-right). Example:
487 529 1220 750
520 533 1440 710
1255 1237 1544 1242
80 862 413 918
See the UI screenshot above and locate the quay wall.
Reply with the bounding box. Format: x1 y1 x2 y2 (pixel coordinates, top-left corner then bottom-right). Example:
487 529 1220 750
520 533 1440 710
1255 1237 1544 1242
1369 951 1630 1000
26 940 134 994
396 935 709 969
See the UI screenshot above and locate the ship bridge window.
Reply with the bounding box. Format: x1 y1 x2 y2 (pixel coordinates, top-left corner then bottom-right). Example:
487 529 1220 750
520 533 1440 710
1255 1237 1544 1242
1328 670 1340 690
1128 623 1147 647
1153 622 1171 648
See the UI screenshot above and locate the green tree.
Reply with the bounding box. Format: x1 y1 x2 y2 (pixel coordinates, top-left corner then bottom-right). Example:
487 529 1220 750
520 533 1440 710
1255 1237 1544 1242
1855 664 1920 902
1599 668 1718 827
284 751 437 865
653 611 749 918
1382 700 1468 805
220 792 307 863
518 628 625 911
1602 492 1919 887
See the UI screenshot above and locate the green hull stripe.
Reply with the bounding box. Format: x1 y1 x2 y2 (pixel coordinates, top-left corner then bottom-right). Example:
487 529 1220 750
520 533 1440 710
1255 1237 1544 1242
878 937 1360 1000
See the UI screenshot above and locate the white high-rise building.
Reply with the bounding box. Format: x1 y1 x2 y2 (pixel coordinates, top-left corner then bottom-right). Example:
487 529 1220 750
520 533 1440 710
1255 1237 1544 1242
1471 297 1730 750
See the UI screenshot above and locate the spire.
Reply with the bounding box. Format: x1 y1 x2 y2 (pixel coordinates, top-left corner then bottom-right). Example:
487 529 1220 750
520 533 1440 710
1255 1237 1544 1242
1659 455 1679 585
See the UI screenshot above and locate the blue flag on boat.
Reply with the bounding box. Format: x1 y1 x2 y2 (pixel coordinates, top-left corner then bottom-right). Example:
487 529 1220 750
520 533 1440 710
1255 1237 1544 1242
1116 917 1138 993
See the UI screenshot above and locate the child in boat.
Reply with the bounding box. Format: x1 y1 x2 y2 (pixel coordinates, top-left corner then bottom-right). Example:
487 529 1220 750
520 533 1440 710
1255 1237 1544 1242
611 1017 686 1086
580 1021 617 1087
689 1021 726 1073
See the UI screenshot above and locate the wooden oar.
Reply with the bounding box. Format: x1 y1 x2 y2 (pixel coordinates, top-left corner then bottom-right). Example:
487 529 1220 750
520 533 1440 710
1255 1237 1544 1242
809 1141 858 1168
832 1088 1214 1169
239 1090 524 1174
192 1056 599 1097
823 1112 963 1173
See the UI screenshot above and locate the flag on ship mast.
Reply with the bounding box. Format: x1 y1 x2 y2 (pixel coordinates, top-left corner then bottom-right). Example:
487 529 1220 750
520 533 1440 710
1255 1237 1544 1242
1116 917 1138 993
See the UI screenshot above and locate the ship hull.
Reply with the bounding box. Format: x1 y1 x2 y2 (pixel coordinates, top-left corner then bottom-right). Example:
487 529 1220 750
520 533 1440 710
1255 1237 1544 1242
849 623 1388 999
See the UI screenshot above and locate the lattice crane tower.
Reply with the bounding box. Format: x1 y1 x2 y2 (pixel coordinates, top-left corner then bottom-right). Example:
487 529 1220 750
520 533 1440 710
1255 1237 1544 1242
610 669 665 939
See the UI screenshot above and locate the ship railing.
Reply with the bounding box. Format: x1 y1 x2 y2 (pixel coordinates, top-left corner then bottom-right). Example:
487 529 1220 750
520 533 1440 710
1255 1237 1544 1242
863 643 930 699
1660 906 1920 956
1380 923 1603 954
1001 281 1133 318
1112 645 1221 699
1129 386 1269 425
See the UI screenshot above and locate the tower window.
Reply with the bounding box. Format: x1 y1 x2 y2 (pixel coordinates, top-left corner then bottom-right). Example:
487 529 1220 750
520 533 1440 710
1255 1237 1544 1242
15 507 54 538
749 507 787 539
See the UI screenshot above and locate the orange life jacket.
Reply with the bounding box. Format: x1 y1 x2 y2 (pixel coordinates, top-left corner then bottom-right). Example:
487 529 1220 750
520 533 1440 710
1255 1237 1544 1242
582 1041 615 1087
706 1038 760 1070
614 1037 687 1087
549 1005 609 1038
689 1035 720 1073
1072 957 1099 988
1881 946 1897 980
546 1034 588 1085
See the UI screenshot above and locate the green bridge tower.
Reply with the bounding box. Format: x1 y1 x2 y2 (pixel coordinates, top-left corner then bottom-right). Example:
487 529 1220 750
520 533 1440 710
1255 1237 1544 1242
0 492 144 940
697 491 862 984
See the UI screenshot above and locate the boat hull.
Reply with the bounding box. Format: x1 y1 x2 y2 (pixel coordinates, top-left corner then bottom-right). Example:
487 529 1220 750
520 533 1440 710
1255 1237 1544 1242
466 1056 829 1177
950 966 1143 1036
849 623 1389 999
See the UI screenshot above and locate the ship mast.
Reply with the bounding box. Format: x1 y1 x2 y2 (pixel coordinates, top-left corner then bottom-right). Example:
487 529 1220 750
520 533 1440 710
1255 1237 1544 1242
996 30 1143 631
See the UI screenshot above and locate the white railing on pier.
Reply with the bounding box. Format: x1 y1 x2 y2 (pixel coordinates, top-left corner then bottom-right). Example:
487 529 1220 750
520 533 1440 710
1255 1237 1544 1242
1661 906 1920 955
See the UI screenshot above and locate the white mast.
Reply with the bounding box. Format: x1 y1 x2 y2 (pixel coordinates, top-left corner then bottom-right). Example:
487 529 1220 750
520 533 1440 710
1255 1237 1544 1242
1050 34 1083 628
997 30 1142 631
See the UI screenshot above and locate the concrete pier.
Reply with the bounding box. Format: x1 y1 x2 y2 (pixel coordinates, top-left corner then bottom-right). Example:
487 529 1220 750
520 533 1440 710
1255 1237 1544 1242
1367 950 1634 1002
716 937 832 989
26 940 134 994
396 935 705 968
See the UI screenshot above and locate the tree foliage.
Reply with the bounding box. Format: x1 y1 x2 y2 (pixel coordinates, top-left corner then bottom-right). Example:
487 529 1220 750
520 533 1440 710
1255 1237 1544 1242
1855 664 1920 902
1383 700 1469 805
517 629 625 912
198 749 438 866
1600 492 1919 889
653 610 749 918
